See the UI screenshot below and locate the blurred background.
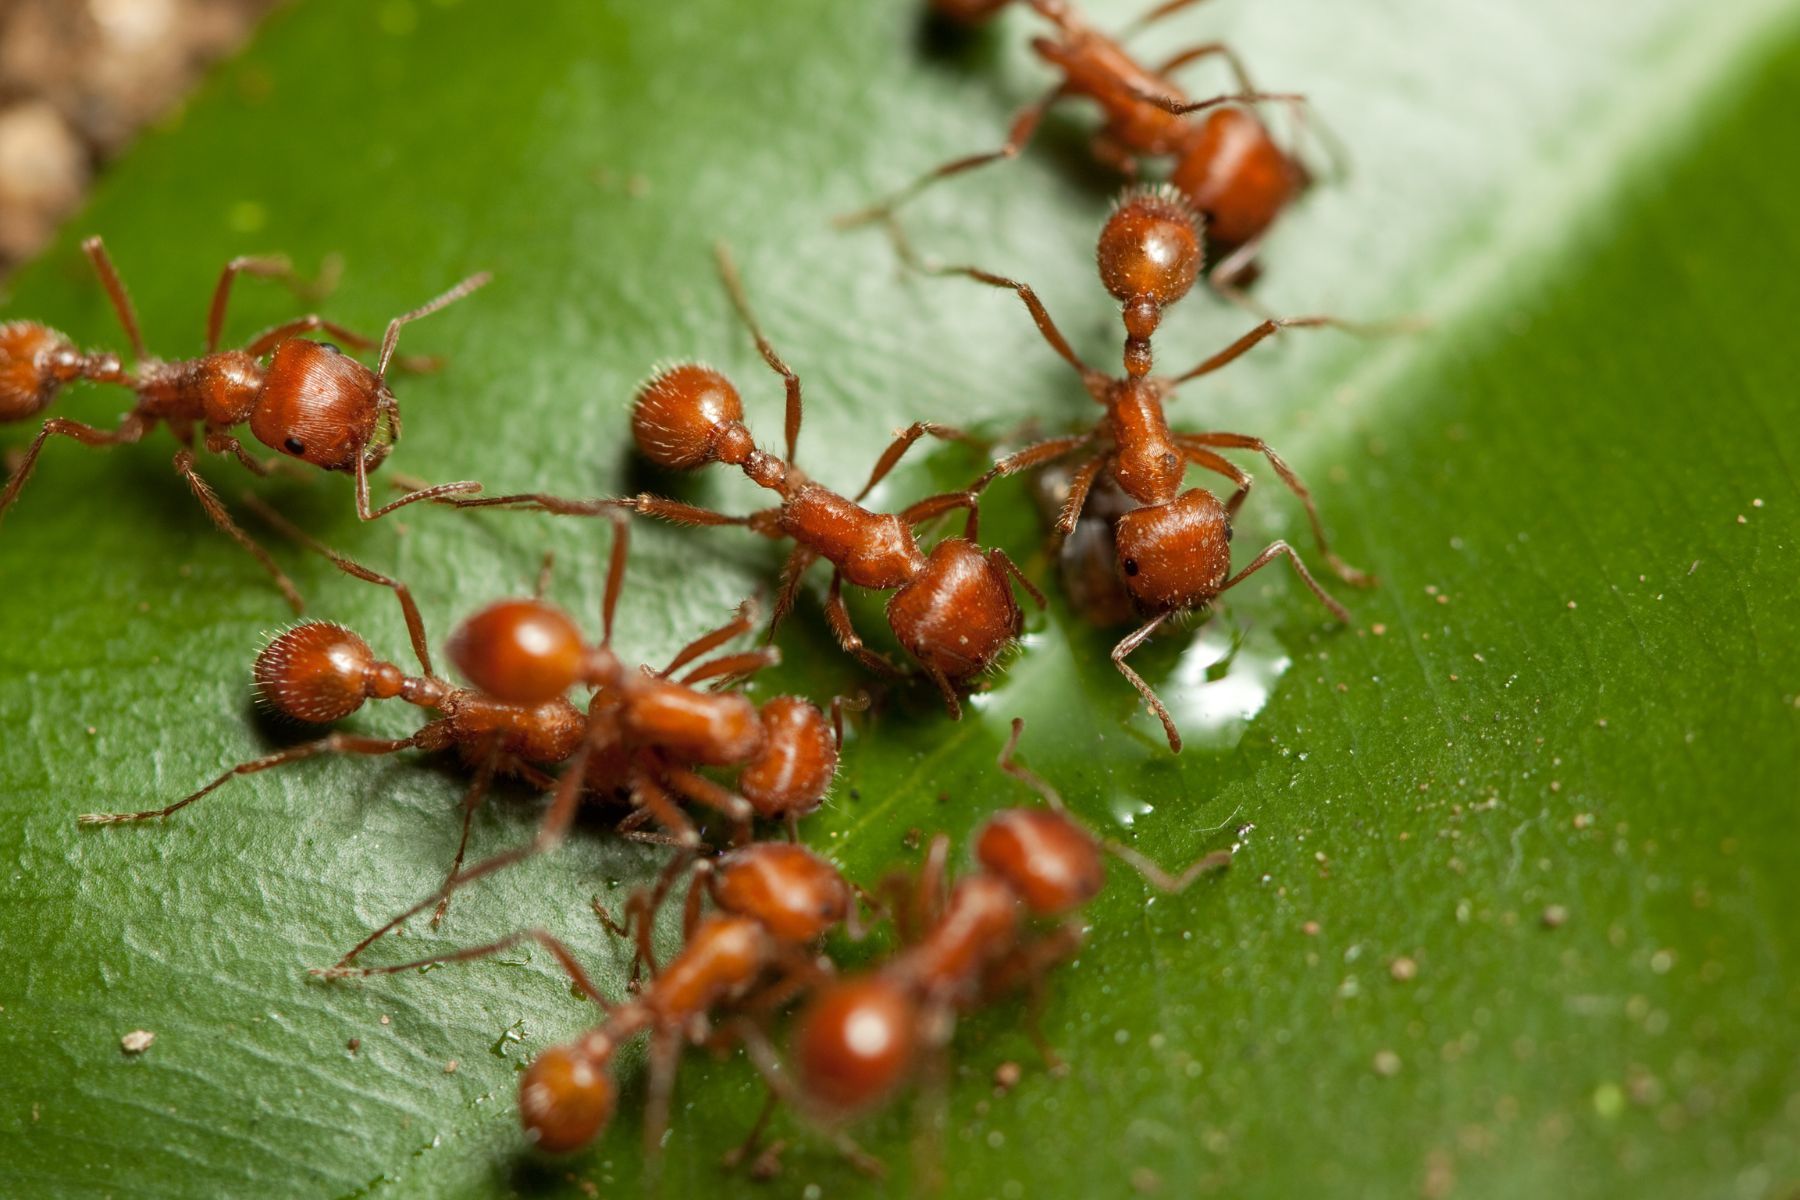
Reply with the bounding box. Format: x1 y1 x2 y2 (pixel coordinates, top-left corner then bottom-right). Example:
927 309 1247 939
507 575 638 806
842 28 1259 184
0 0 279 272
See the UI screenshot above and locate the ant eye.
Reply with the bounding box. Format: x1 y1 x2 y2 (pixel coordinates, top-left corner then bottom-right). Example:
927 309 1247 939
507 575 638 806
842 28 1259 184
320 342 341 355
1123 559 1140 576
1225 524 1234 542
1162 452 1178 471
284 437 306 456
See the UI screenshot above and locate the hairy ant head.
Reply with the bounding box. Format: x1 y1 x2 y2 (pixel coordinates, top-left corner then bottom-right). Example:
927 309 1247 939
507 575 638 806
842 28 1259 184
1097 186 1202 314
976 808 1106 915
518 1043 616 1154
888 540 1023 684
250 339 385 471
446 599 587 706
1114 488 1233 613
711 842 851 943
1171 107 1305 250
738 696 838 819
0 321 90 420
793 975 919 1114
254 622 398 723
632 363 754 469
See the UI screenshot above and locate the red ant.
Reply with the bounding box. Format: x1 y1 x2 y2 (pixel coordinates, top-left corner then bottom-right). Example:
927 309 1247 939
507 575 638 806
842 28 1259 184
940 185 1373 750
446 245 1045 717
852 0 1328 287
0 236 489 611
319 840 879 1170
734 717 1228 1175
305 509 851 972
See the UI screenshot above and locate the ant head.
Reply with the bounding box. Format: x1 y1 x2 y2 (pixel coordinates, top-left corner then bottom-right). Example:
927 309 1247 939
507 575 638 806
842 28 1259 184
254 622 398 723
446 600 586 706
518 1043 616 1154
712 842 851 943
976 808 1105 916
1114 488 1232 613
0 321 83 420
1171 107 1305 250
888 540 1022 684
1097 186 1203 317
738 696 837 819
250 340 383 471
793 975 919 1115
632 363 753 469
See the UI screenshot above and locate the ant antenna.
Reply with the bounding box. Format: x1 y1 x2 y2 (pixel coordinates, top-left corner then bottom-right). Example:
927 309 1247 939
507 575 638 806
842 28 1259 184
376 270 492 379
600 506 629 646
997 717 1068 813
713 242 803 465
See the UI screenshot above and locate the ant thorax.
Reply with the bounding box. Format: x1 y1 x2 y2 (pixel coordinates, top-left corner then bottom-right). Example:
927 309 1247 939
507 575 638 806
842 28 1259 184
1104 378 1185 506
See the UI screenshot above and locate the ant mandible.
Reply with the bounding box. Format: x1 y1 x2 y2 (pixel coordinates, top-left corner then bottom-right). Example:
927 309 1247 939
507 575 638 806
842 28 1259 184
320 840 878 1171
943 185 1373 751
0 236 489 610
749 718 1228 1172
449 245 1045 717
850 0 1327 286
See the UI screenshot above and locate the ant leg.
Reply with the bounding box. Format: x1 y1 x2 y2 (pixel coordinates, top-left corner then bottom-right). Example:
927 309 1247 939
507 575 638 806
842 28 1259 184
853 422 974 503
642 1028 684 1161
206 254 304 353
1120 0 1219 38
990 548 1047 610
80 237 147 360
714 243 807 466
203 431 281 477
916 833 952 931
662 768 755 845
771 545 819 635
1180 432 1372 585
930 267 1101 384
898 489 978 529
0 414 146 521
1054 453 1108 536
971 436 1094 494
1168 313 1401 384
1089 131 1140 179
174 450 305 612
822 572 900 676
836 84 1064 229
352 452 481 522
729 1019 887 1177
1105 841 1232 891
1112 612 1182 752
1207 235 1275 306
1119 81 1307 119
314 927 614 1012
1153 42 1256 93
828 693 868 751
659 599 756 678
240 314 441 373
374 271 492 379
1173 441 1251 515
434 746 500 925
241 492 442 672
996 717 1067 811
1221 539 1350 623
721 1088 782 1174
78 731 420 825
921 664 962 721
618 493 754 528
680 649 780 688
631 768 703 849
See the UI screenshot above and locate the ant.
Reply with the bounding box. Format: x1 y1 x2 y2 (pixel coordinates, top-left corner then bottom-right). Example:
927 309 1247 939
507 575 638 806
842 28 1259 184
446 245 1045 717
849 0 1328 287
735 717 1228 1175
319 839 879 1171
307 509 851 972
0 236 489 611
939 185 1373 751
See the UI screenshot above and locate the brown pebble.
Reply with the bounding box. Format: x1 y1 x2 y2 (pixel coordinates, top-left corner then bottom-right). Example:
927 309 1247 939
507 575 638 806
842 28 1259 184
993 1061 1022 1093
347 1038 361 1054
1541 905 1569 929
1302 921 1321 936
443 1059 459 1074
120 1030 155 1054
1389 956 1419 982
1372 1049 1402 1076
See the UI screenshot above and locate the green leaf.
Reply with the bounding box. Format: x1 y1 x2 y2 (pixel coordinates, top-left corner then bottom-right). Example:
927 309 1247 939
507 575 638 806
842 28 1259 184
2 1 1797 1196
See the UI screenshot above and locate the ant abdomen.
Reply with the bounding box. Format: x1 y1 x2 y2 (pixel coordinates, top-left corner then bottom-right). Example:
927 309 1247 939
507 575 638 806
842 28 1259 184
975 807 1106 915
1097 186 1203 310
1113 488 1232 613
1172 108 1306 250
446 599 586 707
254 622 398 723
888 540 1022 683
518 1043 616 1154
793 975 920 1115
632 363 753 469
0 321 94 421
739 696 838 820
